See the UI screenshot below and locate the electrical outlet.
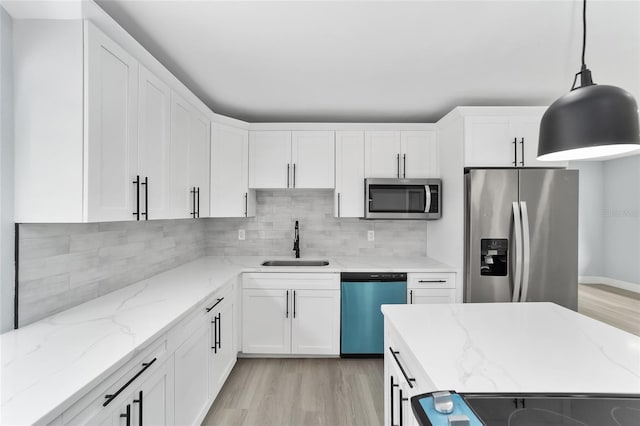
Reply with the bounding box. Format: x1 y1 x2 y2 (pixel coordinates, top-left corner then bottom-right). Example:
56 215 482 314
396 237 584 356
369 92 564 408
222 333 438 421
368 230 375 241
238 229 246 240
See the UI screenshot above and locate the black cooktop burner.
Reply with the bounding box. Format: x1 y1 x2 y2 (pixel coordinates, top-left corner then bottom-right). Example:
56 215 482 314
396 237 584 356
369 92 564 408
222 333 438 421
412 392 640 426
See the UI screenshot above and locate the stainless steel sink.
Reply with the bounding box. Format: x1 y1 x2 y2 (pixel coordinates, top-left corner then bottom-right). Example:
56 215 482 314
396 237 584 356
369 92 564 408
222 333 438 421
261 260 330 267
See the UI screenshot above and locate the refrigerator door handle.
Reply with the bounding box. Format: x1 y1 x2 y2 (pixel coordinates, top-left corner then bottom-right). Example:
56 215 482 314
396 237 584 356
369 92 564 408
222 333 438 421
512 202 523 303
424 185 432 213
520 201 531 302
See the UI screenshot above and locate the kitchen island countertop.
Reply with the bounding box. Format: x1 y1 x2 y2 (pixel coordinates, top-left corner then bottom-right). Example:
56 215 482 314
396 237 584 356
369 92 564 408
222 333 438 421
382 302 640 395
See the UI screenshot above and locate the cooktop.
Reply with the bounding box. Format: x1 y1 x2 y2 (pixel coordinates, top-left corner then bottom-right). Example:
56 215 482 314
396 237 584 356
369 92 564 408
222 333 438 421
411 391 640 426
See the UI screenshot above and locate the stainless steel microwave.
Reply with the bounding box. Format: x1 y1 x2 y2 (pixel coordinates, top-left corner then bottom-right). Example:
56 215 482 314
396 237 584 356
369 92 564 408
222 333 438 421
364 178 441 220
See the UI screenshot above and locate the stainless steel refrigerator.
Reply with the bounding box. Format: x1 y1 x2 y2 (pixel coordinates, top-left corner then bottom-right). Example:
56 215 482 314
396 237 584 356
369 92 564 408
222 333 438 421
464 168 579 310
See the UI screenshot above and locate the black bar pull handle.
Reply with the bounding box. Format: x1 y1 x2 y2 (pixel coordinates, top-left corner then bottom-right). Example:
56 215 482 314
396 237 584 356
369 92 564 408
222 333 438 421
403 154 406 179
205 297 224 313
244 192 248 217
103 358 157 407
217 313 222 350
133 390 143 426
520 137 525 166
397 154 400 178
141 177 148 220
390 375 399 426
293 163 296 188
337 193 341 217
132 175 140 220
388 347 415 388
190 187 196 218
293 290 297 319
211 315 217 353
120 404 131 426
196 187 200 218
287 164 290 188
512 137 518 167
410 289 413 304
418 279 447 284
286 290 289 318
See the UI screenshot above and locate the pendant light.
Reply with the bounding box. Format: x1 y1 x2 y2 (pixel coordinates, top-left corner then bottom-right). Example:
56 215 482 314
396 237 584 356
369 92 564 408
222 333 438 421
537 0 640 161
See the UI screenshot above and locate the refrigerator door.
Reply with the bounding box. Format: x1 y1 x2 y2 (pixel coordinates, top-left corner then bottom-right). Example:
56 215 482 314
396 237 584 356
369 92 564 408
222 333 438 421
519 169 578 310
465 169 520 303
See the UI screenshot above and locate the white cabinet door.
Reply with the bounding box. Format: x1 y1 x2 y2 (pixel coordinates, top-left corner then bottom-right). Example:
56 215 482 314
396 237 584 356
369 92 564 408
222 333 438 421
249 131 292 188
138 65 171 220
463 116 517 167
170 92 192 219
401 131 439 178
517 115 568 168
290 290 340 355
85 21 138 222
210 296 236 397
335 131 365 218
135 358 175 426
242 289 291 354
365 131 402 178
408 288 456 304
174 320 210 426
291 131 335 188
210 124 254 217
189 110 211 217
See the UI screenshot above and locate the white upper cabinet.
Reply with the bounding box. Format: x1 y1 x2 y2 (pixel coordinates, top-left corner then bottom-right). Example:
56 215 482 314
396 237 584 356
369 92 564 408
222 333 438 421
189 111 211 218
335 131 365 218
462 109 568 168
170 92 210 219
249 131 335 189
14 20 219 223
138 65 172 220
291 131 335 188
365 131 402 178
211 124 255 217
85 20 139 222
249 131 292 188
401 131 439 178
365 130 438 178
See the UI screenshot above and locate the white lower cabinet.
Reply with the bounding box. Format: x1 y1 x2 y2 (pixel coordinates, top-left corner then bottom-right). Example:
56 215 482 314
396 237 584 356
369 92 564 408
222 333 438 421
242 273 340 355
407 273 457 304
88 357 174 426
174 320 210 425
209 294 236 397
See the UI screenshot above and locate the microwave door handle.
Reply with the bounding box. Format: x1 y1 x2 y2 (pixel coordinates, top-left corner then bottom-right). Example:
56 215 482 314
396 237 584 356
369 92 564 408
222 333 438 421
424 186 432 213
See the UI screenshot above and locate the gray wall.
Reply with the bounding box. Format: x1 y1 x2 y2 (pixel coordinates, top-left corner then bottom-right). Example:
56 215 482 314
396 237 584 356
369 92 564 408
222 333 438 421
206 190 428 257
17 219 206 326
603 154 640 285
1 7 14 333
572 161 604 277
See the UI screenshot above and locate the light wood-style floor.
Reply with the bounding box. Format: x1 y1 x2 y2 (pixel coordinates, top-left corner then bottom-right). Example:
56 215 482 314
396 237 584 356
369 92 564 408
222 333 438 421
578 283 640 336
203 284 639 426
202 358 384 426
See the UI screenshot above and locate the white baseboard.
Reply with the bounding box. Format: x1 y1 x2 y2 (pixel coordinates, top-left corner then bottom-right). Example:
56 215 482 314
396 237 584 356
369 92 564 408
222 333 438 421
579 276 640 293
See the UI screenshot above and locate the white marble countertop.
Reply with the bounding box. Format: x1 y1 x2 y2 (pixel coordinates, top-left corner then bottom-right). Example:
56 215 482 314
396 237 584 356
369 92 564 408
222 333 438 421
382 302 640 394
1 255 454 424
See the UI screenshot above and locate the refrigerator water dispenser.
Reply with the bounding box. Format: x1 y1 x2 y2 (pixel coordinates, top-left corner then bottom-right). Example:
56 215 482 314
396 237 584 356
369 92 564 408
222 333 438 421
480 239 508 276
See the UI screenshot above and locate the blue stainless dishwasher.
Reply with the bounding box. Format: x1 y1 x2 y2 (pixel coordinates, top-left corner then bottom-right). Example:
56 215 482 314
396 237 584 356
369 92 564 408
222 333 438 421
341 272 407 357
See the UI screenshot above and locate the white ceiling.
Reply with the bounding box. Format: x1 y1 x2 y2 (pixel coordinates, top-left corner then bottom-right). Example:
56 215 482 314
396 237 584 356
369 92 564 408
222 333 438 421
94 0 640 123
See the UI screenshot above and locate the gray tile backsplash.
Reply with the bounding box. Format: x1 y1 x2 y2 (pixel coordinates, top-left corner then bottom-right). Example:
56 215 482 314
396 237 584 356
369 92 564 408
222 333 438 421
205 190 428 258
18 190 427 327
18 219 206 327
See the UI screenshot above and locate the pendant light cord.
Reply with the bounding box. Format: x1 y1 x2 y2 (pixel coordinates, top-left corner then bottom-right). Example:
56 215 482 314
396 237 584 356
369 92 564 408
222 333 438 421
581 0 587 68
572 0 593 89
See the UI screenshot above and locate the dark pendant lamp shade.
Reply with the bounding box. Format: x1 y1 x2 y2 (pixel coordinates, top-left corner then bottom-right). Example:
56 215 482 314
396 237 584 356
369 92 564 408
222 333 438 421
537 0 640 162
538 84 640 161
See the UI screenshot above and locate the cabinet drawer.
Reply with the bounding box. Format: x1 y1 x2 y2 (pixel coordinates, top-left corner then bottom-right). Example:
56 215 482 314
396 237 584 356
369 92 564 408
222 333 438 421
408 273 455 289
61 335 167 424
